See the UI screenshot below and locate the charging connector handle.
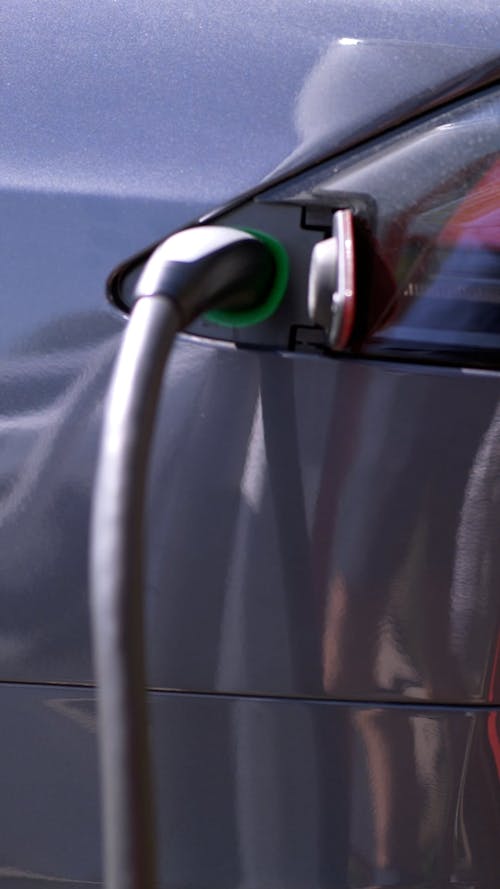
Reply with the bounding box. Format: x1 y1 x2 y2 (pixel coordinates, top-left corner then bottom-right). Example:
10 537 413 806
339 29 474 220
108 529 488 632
90 225 280 889
133 225 274 325
90 295 180 889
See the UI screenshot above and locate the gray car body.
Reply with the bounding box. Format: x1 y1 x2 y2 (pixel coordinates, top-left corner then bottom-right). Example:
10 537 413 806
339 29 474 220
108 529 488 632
1 2 500 886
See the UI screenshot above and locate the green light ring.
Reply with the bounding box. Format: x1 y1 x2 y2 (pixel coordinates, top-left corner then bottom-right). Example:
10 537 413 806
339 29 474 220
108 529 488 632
205 227 289 327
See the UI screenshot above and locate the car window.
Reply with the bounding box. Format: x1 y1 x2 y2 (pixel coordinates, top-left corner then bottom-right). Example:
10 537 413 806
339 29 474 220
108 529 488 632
283 85 500 367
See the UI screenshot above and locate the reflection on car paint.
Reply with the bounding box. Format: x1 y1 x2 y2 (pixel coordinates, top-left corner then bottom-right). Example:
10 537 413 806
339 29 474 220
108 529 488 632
2 685 500 887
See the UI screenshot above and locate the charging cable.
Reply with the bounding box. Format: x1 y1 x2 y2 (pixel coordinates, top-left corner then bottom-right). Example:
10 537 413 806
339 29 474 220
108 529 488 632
89 226 287 889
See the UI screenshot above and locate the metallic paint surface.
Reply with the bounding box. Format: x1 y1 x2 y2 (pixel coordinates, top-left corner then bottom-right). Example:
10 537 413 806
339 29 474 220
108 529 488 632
0 2 499 200
1 9 498 703
1 4 500 888
2 229 500 705
1 685 499 889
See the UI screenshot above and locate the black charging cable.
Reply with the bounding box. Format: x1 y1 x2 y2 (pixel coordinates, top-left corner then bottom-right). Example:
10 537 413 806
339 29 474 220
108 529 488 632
89 226 285 889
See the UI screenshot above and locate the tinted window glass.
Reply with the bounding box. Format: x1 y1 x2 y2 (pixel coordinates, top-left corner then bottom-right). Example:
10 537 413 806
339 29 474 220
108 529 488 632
281 86 500 367
371 156 500 361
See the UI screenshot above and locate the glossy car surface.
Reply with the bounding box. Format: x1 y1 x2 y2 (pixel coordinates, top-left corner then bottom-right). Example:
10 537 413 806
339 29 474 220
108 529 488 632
1 2 499 886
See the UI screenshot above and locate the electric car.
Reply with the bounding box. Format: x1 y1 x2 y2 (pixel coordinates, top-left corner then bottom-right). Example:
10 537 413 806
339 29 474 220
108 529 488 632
1 2 500 887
